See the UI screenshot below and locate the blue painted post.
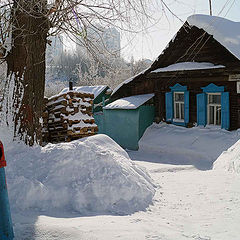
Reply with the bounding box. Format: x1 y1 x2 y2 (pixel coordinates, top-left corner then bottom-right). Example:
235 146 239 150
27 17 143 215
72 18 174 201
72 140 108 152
184 91 190 125
165 92 173 122
197 93 207 126
221 92 230 130
0 141 14 240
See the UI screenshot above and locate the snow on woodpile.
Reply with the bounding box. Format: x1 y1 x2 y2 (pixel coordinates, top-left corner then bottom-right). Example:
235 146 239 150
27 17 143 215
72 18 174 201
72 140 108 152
60 85 108 99
43 91 97 143
104 94 154 110
151 62 225 73
187 14 240 60
213 140 240 173
5 134 155 215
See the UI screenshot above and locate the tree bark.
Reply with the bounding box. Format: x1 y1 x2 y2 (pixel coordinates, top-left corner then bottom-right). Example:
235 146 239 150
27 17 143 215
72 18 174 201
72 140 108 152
6 2 49 145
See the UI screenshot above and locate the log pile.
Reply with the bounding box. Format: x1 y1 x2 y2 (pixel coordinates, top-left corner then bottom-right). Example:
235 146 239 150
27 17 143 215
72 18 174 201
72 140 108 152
42 91 98 143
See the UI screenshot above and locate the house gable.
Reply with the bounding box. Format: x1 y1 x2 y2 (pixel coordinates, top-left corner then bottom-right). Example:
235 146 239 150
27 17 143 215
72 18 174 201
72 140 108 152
150 23 240 71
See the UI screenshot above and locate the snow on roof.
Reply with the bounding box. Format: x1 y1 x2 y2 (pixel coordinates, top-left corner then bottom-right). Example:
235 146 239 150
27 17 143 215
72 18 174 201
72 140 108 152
104 93 154 110
151 62 225 73
60 85 108 99
187 14 240 60
112 68 149 96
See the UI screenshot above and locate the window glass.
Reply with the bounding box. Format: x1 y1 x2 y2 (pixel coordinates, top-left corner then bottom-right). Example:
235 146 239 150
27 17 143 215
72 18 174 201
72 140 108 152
209 94 221 104
216 106 221 125
208 93 221 126
176 103 180 119
175 93 184 102
209 106 215 124
181 103 184 119
174 92 185 120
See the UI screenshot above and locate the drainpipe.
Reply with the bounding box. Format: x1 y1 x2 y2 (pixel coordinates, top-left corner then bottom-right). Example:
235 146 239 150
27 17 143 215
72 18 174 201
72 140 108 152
0 141 14 240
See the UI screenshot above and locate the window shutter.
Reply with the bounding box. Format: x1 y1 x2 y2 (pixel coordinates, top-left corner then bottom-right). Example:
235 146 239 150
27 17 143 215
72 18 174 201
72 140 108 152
197 93 206 126
184 91 189 124
165 92 173 122
221 92 230 130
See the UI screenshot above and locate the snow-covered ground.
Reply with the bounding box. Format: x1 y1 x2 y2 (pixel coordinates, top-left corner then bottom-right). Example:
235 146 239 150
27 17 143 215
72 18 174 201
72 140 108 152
2 123 240 239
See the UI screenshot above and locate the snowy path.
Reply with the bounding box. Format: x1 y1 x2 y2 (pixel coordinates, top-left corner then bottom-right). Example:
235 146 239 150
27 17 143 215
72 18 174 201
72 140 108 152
134 161 240 240
14 159 240 240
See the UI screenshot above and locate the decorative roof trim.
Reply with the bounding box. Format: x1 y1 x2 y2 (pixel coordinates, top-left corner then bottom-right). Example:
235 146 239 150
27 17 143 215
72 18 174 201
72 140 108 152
170 83 187 92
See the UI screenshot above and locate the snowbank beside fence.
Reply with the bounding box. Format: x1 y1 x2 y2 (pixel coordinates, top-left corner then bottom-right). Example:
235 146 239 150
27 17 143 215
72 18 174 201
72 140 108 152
4 134 155 215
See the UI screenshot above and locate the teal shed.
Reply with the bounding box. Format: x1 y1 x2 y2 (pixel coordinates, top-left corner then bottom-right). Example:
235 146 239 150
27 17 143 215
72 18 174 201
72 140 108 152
102 94 155 150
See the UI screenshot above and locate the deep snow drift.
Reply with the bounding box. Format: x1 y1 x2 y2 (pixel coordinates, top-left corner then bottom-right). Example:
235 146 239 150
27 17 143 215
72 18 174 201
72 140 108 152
1 133 155 215
129 123 240 170
214 139 240 173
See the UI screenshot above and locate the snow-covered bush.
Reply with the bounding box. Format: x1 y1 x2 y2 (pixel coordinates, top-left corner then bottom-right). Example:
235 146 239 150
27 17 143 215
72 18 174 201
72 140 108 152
44 79 68 97
4 134 155 215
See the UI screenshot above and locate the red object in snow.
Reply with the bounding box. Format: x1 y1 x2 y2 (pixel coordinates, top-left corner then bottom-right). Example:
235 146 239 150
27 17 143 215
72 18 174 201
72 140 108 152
0 141 6 168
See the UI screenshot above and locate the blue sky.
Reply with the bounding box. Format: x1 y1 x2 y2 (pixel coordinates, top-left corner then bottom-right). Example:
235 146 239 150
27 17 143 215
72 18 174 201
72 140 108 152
122 0 240 61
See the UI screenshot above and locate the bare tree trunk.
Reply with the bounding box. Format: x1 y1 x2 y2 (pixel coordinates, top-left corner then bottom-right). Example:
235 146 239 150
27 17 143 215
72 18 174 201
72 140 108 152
0 0 161 145
6 2 49 145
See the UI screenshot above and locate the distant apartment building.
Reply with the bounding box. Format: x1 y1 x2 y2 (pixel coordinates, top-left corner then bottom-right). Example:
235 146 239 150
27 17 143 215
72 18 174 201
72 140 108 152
76 26 121 57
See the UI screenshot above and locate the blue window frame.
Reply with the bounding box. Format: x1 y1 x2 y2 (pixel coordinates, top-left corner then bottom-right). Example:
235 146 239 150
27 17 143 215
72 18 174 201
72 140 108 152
197 83 229 130
165 84 189 126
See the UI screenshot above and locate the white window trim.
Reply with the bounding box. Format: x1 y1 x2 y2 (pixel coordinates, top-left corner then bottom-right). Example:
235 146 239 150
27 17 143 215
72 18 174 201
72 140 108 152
207 93 221 126
205 124 221 129
173 118 185 123
173 92 185 121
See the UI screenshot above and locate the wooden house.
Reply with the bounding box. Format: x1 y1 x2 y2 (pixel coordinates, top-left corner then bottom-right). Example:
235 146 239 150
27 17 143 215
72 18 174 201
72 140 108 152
112 14 240 130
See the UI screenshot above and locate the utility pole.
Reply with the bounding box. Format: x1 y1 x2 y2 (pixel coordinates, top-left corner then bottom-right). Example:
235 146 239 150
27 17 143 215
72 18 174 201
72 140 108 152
209 0 213 16
0 141 14 240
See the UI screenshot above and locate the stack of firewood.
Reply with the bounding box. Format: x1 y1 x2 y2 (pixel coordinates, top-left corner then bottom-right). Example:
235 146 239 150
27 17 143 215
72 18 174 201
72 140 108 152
42 91 98 143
